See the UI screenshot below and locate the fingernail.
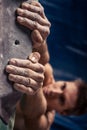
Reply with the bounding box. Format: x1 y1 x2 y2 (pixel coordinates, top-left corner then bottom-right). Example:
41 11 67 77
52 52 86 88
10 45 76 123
6 65 13 72
29 52 40 63
17 8 22 14
9 59 16 64
17 16 23 22
22 2 28 7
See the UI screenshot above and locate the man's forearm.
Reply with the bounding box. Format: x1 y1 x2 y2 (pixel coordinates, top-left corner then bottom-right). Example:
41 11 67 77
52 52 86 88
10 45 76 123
32 40 50 65
20 88 47 119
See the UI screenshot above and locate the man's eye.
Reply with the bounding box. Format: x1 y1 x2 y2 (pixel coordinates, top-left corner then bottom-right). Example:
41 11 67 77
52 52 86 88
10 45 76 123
59 95 65 105
61 83 66 90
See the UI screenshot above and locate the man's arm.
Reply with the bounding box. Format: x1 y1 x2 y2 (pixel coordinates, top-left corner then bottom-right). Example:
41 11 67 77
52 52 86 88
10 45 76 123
24 110 55 130
17 0 53 85
12 1 55 130
6 52 46 113
6 52 55 130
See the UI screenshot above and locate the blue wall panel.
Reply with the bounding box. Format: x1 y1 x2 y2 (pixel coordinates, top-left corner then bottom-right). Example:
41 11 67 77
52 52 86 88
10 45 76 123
39 0 87 130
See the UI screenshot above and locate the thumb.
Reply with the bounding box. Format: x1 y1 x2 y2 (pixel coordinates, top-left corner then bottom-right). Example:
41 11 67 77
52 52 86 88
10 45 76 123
28 52 41 63
31 30 43 48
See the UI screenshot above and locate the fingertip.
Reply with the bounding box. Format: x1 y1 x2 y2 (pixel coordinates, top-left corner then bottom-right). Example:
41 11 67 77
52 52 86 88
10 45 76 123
8 74 13 80
21 1 32 8
21 2 26 8
9 58 16 65
28 52 41 63
5 65 9 72
17 16 23 23
6 65 13 73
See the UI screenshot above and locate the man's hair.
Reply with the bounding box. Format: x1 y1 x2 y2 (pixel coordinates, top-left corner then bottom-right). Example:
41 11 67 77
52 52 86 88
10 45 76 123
73 79 87 115
66 79 87 115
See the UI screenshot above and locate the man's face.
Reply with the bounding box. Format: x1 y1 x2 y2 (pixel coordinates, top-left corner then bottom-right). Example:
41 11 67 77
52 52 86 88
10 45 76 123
43 81 78 115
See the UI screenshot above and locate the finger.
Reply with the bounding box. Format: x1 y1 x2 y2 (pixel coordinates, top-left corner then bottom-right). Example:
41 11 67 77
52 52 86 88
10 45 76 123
14 83 34 95
7 58 44 73
17 16 50 39
8 74 43 89
6 65 44 82
30 1 44 8
47 110 55 125
21 2 45 18
28 52 40 63
17 8 51 27
31 30 43 47
30 1 50 22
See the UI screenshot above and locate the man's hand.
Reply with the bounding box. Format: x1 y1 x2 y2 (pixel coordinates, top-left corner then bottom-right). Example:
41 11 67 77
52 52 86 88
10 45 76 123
17 1 51 41
6 52 44 95
16 1 51 65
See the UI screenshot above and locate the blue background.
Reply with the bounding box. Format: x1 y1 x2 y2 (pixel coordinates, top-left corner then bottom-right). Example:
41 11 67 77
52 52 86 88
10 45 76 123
39 0 87 130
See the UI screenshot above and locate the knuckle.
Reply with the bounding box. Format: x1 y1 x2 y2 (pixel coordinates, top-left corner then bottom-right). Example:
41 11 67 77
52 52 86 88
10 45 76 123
42 28 50 39
35 14 39 20
45 28 50 36
33 13 37 20
23 17 28 23
27 78 30 85
25 78 30 86
39 64 45 73
46 18 51 27
41 6 44 13
38 7 44 15
37 74 44 82
38 82 43 87
24 69 30 76
24 9 28 15
48 21 51 28
33 21 38 29
26 60 31 67
21 2 25 8
48 29 50 35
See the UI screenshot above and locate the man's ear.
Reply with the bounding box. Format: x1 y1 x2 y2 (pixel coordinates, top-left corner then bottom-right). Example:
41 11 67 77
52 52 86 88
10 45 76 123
60 111 67 115
60 109 71 116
